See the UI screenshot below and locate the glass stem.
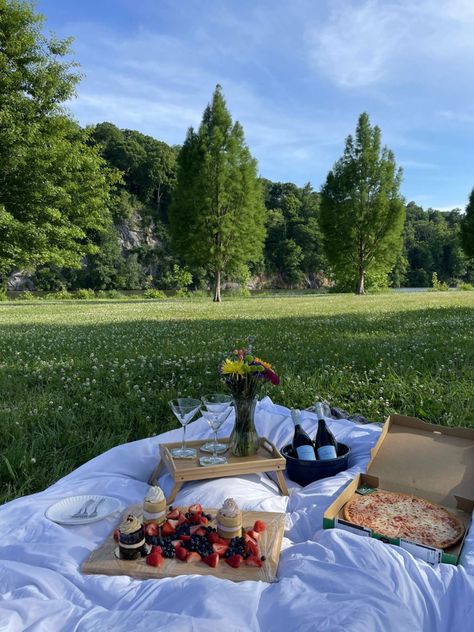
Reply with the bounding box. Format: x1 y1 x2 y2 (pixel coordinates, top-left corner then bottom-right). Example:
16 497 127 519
212 428 219 460
182 422 187 452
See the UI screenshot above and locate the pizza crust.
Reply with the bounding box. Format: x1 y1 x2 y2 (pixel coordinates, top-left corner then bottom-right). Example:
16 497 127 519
343 490 465 549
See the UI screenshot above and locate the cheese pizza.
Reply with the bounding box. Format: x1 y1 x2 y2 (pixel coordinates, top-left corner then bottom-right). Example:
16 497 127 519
343 490 465 549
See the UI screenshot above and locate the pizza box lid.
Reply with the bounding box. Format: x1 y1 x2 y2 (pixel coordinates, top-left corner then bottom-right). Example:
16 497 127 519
365 414 474 510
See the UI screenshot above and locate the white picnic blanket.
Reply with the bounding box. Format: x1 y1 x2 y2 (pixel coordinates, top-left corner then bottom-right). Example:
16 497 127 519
0 397 473 632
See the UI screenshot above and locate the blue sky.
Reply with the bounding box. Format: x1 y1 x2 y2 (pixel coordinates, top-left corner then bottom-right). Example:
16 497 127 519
37 0 474 210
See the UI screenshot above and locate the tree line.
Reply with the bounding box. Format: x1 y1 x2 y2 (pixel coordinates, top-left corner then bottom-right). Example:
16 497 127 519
1 0 473 299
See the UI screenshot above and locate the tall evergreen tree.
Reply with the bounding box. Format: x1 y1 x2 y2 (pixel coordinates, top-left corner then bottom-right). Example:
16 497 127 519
320 113 405 294
169 85 265 301
460 188 474 259
0 0 115 277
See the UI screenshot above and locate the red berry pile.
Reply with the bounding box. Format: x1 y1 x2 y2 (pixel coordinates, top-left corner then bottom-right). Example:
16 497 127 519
140 503 267 570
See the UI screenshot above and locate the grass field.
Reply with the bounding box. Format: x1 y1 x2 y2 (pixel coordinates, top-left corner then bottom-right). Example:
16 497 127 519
1 292 474 504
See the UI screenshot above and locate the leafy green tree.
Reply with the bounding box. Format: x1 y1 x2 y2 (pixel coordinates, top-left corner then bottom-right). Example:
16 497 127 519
91 122 176 220
169 85 265 301
320 113 405 294
262 180 324 287
461 188 474 259
0 0 116 276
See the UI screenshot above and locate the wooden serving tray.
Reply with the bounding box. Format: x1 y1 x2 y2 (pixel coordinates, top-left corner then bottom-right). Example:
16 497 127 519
82 504 286 583
149 437 289 503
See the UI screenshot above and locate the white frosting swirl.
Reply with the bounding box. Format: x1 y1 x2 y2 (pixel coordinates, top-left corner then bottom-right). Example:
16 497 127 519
119 514 142 535
220 498 240 518
144 485 165 504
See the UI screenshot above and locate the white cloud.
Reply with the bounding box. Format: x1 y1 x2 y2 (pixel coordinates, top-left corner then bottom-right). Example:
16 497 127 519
306 0 474 88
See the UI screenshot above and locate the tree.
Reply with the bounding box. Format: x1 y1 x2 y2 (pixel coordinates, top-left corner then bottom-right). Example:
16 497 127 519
319 113 405 294
461 188 474 259
0 0 115 276
169 85 265 301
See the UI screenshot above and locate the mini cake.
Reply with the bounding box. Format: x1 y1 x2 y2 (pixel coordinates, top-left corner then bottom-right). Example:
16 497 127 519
118 514 148 560
216 498 242 540
143 485 166 525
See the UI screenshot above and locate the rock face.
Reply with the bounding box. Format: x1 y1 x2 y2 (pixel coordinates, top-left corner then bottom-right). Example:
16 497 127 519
116 212 160 252
7 271 34 291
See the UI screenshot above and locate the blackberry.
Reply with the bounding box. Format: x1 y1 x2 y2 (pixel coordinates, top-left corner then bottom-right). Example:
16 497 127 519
260 555 266 561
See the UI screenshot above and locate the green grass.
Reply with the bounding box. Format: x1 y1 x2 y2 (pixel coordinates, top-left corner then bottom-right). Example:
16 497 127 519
1 292 474 504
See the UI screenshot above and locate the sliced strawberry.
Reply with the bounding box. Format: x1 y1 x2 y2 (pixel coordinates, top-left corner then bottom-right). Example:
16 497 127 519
195 527 207 537
145 523 159 537
166 508 180 520
186 551 202 563
199 515 209 525
248 529 261 541
215 536 230 546
245 555 263 568
167 519 179 530
188 503 202 515
113 529 119 543
189 524 203 535
245 539 259 558
212 543 229 556
176 546 188 561
171 540 182 550
177 513 188 525
179 534 191 541
189 512 203 524
161 522 175 537
253 520 266 533
203 552 219 568
208 531 221 544
226 554 243 569
146 547 163 567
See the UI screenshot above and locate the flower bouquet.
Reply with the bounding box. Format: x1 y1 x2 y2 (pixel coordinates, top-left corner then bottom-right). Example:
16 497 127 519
219 343 279 456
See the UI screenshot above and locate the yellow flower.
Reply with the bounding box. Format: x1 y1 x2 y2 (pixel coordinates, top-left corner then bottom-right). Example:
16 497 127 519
221 359 245 376
254 357 272 370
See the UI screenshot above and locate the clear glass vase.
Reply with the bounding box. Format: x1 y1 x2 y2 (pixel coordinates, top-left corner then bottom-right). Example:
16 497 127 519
229 396 259 457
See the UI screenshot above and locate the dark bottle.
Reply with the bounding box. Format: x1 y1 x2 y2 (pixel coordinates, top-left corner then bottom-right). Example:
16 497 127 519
291 408 317 460
314 402 337 460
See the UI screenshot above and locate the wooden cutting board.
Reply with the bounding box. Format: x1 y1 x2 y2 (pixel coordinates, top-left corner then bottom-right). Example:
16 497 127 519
81 504 286 583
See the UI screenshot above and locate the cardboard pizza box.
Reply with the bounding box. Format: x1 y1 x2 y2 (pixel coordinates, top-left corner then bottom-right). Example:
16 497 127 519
323 414 474 564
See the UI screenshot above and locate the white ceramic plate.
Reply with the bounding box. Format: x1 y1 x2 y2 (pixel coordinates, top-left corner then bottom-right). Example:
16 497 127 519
45 495 122 526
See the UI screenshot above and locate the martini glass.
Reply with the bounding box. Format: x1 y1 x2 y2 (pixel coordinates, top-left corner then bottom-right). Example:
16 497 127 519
169 398 201 458
199 394 233 466
200 393 233 454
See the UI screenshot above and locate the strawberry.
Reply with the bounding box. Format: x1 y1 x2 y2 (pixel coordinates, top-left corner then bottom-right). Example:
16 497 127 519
212 543 229 556
177 513 188 525
167 519 179 530
245 555 263 568
253 520 266 533
189 512 203 524
189 524 203 535
171 540 182 550
145 523 159 537
195 527 207 537
244 532 257 547
161 522 175 537
208 531 221 544
188 503 202 515
186 551 202 563
216 536 229 546
146 547 163 567
245 539 259 558
226 554 243 569
179 534 191 541
203 552 219 568
199 515 209 525
248 529 261 541
113 529 119 543
176 546 188 561
166 508 180 520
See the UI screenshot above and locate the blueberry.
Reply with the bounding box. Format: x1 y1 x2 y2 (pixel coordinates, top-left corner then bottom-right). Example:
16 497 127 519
261 555 266 561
